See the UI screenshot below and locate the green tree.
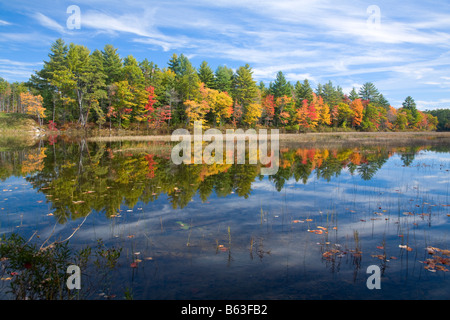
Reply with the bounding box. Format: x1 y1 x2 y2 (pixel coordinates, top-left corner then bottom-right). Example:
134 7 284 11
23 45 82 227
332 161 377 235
358 82 380 102
102 44 123 85
214 65 234 93
322 81 343 107
294 79 314 104
122 55 145 88
232 64 258 112
402 96 418 125
197 61 216 89
29 38 69 122
376 93 390 110
269 71 291 98
139 58 159 88
348 87 359 101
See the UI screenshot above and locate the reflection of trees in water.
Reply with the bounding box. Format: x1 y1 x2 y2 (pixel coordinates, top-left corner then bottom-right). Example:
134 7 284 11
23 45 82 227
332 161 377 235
0 140 445 223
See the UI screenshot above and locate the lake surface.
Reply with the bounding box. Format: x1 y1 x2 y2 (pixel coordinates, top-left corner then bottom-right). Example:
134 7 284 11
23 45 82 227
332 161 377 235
0 136 449 300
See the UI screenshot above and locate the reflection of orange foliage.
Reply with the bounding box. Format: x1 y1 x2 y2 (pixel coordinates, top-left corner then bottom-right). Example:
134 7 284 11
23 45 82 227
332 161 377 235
22 148 47 174
295 149 308 164
281 159 291 169
307 149 316 162
145 154 156 178
350 152 362 165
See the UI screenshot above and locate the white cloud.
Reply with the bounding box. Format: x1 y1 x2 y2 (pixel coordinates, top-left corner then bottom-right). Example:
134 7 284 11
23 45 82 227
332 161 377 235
34 12 67 34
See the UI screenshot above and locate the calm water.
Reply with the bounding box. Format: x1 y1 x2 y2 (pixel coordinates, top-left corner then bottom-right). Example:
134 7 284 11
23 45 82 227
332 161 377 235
0 137 449 300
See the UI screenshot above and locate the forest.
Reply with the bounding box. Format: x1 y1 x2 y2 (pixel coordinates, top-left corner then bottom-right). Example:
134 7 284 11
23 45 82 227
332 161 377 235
0 38 445 133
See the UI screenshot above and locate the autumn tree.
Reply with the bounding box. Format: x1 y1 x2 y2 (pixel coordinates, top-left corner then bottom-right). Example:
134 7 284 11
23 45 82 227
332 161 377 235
350 99 364 128
21 92 46 126
242 102 262 127
261 94 275 126
108 80 136 128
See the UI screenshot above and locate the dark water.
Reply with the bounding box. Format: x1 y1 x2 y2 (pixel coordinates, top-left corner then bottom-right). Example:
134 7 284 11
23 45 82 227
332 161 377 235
0 137 449 300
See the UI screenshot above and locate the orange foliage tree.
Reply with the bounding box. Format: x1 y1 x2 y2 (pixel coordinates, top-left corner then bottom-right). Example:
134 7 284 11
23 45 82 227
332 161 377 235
20 92 46 126
350 99 364 128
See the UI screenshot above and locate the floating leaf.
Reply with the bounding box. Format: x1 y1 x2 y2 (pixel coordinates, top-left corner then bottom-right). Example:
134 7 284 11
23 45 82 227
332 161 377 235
176 221 190 230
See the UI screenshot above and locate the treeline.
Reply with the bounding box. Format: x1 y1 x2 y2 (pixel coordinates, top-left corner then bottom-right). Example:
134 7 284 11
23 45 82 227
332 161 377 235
425 109 450 131
0 79 28 113
1 38 442 132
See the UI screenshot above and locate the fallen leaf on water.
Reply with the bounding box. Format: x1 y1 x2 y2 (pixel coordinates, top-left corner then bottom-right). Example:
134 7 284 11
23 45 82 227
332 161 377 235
130 262 138 268
376 246 384 250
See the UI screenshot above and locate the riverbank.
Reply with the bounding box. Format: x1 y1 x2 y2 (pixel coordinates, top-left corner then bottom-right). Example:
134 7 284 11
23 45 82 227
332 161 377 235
86 130 450 148
0 113 43 150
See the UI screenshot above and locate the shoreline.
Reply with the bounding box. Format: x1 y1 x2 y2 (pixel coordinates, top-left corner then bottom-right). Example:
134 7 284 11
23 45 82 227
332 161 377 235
85 130 450 142
80 130 450 150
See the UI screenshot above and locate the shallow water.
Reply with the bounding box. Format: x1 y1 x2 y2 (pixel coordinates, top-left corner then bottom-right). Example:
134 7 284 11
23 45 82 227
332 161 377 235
0 138 449 300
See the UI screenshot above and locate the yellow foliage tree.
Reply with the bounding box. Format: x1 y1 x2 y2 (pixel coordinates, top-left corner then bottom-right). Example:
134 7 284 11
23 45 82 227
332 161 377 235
20 92 46 126
243 103 262 127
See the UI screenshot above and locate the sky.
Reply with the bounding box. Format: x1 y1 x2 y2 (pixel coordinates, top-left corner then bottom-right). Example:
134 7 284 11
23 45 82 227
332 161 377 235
1 0 450 110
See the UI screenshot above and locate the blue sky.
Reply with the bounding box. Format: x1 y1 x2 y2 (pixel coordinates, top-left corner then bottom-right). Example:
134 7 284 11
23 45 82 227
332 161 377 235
1 0 450 110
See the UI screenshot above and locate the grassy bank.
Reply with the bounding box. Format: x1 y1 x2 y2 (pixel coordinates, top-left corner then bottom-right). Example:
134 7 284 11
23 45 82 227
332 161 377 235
86 130 450 148
0 113 41 150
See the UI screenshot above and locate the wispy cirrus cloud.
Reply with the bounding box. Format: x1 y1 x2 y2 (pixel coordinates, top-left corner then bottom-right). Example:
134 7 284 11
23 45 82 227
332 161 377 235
33 12 67 34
